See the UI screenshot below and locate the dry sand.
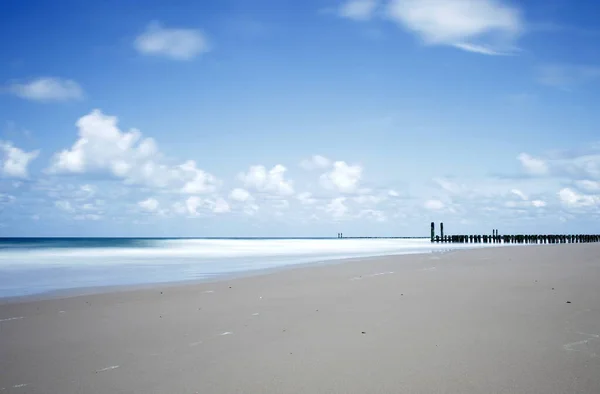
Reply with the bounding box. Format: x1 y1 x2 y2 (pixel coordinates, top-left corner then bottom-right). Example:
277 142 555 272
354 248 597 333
1 244 600 393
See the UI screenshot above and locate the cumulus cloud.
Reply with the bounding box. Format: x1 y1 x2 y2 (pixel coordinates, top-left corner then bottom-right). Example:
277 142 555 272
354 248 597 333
558 188 599 208
229 188 252 202
300 155 331 170
7 77 84 101
134 21 210 60
517 153 548 176
385 0 523 55
325 197 349 218
338 0 378 21
424 199 445 210
138 197 159 212
320 161 362 193
238 164 294 196
179 160 219 194
184 196 230 216
0 141 39 178
297 192 317 205
47 109 220 192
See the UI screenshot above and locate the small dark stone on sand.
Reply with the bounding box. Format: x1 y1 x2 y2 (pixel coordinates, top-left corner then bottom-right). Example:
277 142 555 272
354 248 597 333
566 301 571 304
160 292 163 294
552 288 555 290
229 287 232 289
361 331 366 334
401 294 404 296
316 309 319 312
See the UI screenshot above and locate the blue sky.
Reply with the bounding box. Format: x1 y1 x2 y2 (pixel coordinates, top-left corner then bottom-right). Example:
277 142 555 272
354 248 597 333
1 0 599 237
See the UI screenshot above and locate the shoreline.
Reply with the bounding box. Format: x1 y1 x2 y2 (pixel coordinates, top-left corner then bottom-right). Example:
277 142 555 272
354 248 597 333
0 246 473 305
2 244 598 393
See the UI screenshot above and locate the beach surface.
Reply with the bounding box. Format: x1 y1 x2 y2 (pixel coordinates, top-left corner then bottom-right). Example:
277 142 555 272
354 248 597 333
1 244 599 393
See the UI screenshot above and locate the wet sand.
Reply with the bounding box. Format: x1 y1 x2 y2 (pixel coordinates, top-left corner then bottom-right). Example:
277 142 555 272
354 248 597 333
1 244 599 393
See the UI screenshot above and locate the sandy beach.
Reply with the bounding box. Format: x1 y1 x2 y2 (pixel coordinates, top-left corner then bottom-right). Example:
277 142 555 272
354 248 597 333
1 244 599 393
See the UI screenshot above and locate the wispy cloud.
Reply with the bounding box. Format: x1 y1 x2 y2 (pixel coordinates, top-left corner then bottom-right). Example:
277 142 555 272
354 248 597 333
517 148 600 181
134 21 210 60
537 64 600 90
7 77 83 102
517 153 549 176
384 0 523 55
338 0 379 21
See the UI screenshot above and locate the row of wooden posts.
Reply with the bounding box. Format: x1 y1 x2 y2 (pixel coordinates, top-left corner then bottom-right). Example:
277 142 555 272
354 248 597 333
430 222 600 244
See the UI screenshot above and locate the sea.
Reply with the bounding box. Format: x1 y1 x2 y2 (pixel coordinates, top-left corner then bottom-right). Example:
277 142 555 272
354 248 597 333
0 238 494 299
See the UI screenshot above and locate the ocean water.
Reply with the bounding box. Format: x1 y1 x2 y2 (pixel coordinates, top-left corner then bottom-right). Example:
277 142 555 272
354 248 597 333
0 238 492 298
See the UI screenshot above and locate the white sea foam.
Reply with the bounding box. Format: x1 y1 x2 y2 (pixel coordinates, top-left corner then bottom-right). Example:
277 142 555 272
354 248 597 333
0 238 499 298
0 238 491 265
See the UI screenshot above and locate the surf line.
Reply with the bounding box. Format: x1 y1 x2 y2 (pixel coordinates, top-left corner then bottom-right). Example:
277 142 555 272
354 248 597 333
0 316 24 322
96 365 119 373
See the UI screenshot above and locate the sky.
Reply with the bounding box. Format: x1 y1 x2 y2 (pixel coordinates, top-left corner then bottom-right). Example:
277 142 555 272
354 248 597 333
0 0 600 237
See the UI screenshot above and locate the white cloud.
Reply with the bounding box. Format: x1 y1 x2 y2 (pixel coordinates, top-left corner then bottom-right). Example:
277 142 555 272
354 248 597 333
558 188 599 208
212 197 231 213
238 164 294 196
385 0 523 55
229 188 252 202
7 77 84 101
74 213 102 221
179 160 219 194
134 21 210 60
172 201 187 215
353 194 383 205
517 153 548 175
510 188 528 200
357 209 386 222
338 0 378 21
55 200 74 212
78 184 96 199
325 197 349 218
575 180 600 192
320 161 362 193
300 155 331 170
244 203 259 216
184 196 230 216
434 178 465 194
388 189 400 197
186 196 203 216
47 109 220 192
424 199 445 210
531 199 546 208
138 197 159 212
297 191 317 205
0 141 39 178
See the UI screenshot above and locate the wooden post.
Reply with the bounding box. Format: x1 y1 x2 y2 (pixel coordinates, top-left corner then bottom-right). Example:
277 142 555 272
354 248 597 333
431 222 435 243
440 223 444 240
